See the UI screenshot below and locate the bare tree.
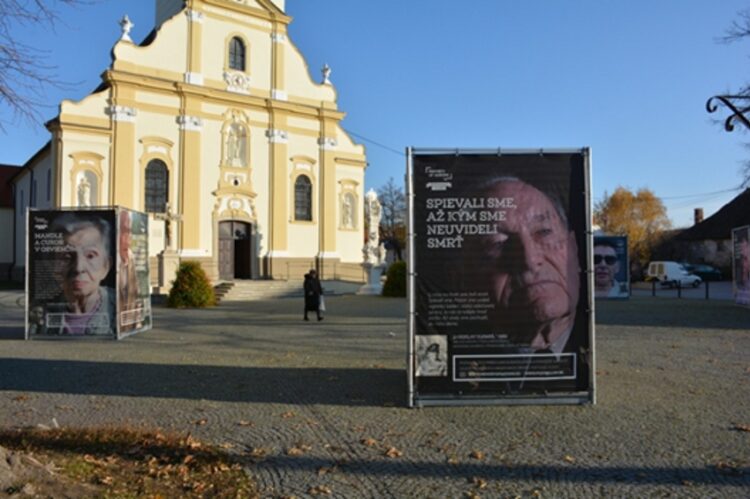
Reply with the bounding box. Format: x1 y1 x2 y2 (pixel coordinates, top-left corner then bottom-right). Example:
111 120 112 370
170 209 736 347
0 0 93 131
377 177 406 259
712 8 750 184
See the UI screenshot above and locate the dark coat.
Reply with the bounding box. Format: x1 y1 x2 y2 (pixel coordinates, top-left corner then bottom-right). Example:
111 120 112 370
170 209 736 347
303 273 323 311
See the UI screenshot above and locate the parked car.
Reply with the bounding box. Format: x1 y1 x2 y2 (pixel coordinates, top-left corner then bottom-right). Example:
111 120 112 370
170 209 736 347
646 261 702 288
681 263 722 281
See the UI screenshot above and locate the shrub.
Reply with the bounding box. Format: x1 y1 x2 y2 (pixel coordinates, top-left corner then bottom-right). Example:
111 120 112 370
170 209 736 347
167 261 216 308
382 261 407 297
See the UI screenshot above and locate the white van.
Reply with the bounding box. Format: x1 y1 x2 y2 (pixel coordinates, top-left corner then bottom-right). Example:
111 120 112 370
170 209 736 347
646 261 702 287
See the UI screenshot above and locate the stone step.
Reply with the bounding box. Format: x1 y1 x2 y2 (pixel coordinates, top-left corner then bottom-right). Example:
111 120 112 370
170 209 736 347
218 279 363 302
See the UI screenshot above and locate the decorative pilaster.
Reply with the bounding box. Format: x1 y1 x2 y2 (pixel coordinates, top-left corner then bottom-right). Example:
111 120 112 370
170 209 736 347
271 29 286 102
109 89 136 206
186 8 203 87
267 114 289 279
317 120 339 276
178 110 202 251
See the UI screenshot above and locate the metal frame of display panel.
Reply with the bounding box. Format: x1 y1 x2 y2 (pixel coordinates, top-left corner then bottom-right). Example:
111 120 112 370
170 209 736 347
406 148 596 407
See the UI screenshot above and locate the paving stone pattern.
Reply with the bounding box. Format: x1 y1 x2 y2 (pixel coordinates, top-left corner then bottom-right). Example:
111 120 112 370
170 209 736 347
0 291 748 498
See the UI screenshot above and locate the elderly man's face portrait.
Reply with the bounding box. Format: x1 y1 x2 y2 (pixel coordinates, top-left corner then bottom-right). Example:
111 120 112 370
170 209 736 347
479 180 579 347
61 225 111 299
594 244 619 289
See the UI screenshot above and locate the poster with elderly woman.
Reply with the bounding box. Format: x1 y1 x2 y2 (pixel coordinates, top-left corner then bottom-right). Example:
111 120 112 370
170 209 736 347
26 208 151 339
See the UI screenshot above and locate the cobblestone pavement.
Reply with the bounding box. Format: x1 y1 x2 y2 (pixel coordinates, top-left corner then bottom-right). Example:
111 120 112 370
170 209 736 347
0 291 748 498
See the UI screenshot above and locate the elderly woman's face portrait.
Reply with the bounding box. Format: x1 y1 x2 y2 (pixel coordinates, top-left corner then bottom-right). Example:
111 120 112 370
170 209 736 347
61 225 111 299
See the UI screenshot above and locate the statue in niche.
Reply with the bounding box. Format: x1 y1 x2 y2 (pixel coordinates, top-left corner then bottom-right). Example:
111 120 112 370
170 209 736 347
342 194 354 229
77 175 91 207
226 123 246 166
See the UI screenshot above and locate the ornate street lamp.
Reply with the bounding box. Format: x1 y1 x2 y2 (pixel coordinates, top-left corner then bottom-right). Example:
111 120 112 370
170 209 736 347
706 94 750 132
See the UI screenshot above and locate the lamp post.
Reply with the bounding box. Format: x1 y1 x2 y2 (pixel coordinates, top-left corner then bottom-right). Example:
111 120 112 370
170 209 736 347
706 95 750 132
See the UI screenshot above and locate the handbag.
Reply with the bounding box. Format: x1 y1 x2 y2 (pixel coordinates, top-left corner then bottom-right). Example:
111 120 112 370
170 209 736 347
319 295 326 312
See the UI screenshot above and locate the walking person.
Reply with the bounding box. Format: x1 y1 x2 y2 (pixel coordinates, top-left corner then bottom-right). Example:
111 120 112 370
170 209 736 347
303 269 324 321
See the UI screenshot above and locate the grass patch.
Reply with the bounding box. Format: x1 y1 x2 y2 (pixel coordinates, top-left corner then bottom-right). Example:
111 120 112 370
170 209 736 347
0 426 258 498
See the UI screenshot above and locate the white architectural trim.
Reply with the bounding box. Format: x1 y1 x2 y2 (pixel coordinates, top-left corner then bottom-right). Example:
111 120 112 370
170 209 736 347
317 251 341 259
271 33 287 43
223 71 251 94
266 129 288 144
318 137 337 150
177 115 204 131
179 249 210 257
265 250 290 258
186 9 205 23
107 105 137 122
184 72 204 85
271 89 288 101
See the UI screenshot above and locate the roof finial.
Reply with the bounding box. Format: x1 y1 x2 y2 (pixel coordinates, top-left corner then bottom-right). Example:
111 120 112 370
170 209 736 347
321 63 331 85
119 15 134 43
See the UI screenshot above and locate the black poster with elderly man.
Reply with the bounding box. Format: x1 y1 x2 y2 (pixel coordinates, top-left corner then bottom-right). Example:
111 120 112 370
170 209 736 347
408 149 594 406
26 208 151 339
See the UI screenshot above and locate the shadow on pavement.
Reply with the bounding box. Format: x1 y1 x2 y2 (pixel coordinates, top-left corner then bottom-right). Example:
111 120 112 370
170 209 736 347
0 326 24 340
595 297 750 330
249 455 749 487
0 359 405 407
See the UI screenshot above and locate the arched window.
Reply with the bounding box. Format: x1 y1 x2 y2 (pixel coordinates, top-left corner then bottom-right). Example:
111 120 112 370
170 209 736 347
228 37 246 71
145 160 168 213
294 175 312 221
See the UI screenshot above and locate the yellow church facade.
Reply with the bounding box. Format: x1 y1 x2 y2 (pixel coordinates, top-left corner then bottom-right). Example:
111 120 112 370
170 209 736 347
14 0 367 284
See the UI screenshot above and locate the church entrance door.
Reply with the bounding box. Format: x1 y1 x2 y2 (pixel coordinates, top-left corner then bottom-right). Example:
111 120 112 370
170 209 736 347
218 221 253 280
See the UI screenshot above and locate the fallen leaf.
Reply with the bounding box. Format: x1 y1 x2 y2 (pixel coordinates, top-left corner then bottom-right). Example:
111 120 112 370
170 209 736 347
470 476 488 489
194 418 207 426
384 447 403 458
447 456 459 465
97 476 114 486
287 447 305 456
237 420 254 427
12 395 29 402
469 450 485 460
317 465 338 476
183 455 195 465
732 423 750 432
219 442 235 449
308 485 332 495
563 455 576 463
281 411 295 419
361 437 378 447
247 447 268 459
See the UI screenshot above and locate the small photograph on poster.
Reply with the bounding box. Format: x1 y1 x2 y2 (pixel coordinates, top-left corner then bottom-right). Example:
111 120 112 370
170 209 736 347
27 210 117 337
732 225 750 306
593 236 629 299
416 335 448 377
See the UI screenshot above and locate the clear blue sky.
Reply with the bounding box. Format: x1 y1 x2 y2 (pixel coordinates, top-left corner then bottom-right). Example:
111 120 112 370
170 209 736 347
1 0 748 228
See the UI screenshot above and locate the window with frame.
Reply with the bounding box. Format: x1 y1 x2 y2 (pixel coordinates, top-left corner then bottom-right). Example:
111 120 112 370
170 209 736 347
229 37 246 71
145 160 168 213
294 175 312 221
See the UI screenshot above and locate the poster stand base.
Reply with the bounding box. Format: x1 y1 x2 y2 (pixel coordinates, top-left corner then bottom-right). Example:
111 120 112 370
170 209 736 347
413 393 593 408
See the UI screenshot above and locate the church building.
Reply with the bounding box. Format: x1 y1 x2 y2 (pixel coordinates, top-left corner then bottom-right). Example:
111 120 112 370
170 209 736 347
11 0 368 284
